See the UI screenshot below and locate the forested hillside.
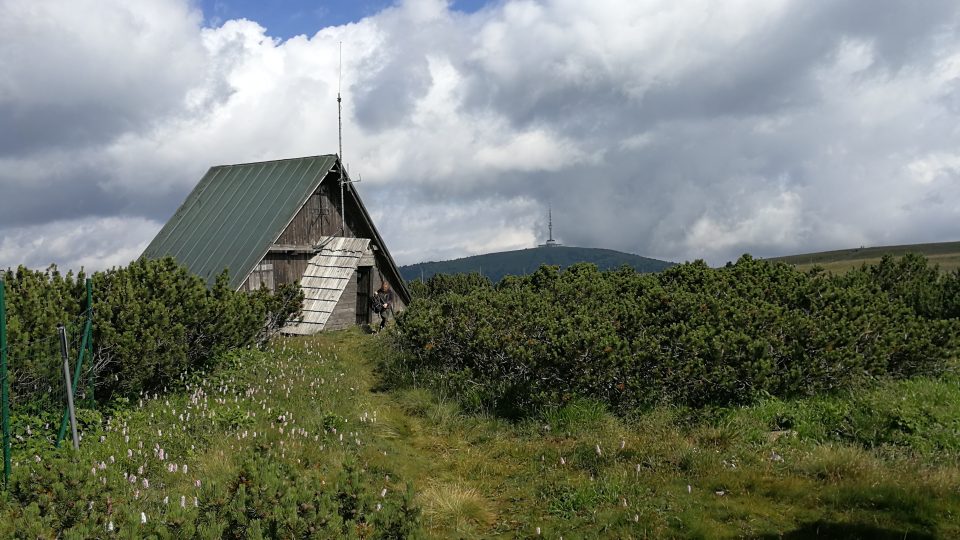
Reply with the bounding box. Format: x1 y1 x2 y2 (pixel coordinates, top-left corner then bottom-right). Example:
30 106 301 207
400 246 674 283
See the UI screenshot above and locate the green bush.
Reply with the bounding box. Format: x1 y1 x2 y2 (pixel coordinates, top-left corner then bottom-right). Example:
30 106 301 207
2 257 303 407
407 272 491 300
747 377 960 455
389 255 958 416
840 253 960 320
0 450 419 539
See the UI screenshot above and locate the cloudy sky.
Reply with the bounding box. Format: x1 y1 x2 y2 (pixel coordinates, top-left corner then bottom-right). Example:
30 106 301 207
2 0 959 272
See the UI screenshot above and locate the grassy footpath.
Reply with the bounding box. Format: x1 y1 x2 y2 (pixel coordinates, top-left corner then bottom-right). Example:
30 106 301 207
361 332 960 539
3 329 959 538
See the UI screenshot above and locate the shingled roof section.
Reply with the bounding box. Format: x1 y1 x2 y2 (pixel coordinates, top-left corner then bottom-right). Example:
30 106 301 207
282 236 371 335
143 155 338 289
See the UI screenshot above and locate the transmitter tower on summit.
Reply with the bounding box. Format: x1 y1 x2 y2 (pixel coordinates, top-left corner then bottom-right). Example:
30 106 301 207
539 205 561 248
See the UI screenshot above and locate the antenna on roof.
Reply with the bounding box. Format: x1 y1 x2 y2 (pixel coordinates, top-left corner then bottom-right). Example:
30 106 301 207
338 42 345 232
337 42 360 234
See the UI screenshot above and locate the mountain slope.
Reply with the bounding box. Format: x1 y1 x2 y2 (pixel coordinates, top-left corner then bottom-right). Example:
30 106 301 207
771 240 960 273
400 246 675 282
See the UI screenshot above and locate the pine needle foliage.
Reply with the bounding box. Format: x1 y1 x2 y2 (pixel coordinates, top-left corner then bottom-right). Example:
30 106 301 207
391 254 959 416
2 256 303 406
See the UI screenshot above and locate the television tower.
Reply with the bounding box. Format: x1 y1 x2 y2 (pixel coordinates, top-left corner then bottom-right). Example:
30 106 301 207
539 205 561 248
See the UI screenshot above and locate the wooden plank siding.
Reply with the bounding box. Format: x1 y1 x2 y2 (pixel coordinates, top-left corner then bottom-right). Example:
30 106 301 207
240 253 311 292
276 174 345 245
239 169 407 332
325 269 359 331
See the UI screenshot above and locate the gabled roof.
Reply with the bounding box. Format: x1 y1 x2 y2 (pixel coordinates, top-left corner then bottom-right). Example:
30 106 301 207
144 155 338 289
343 180 412 304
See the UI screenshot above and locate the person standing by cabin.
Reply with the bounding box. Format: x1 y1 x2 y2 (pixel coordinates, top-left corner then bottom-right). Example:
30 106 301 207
372 282 394 332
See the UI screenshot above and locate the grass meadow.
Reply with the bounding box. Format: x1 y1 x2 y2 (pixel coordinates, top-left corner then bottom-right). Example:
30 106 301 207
3 329 958 538
771 241 960 273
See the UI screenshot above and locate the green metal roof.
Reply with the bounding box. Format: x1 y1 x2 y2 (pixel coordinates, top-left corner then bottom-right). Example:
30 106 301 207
143 155 338 289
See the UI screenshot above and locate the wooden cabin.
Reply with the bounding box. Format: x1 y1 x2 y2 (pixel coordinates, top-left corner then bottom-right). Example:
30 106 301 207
142 155 410 333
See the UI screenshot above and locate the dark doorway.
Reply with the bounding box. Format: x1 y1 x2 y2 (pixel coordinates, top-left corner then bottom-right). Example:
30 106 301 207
355 267 371 326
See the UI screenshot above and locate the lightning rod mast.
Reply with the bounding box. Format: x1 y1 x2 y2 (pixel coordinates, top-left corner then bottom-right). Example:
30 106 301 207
338 42 345 232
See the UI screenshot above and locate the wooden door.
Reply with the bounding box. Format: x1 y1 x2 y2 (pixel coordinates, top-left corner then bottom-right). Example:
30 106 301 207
355 267 371 326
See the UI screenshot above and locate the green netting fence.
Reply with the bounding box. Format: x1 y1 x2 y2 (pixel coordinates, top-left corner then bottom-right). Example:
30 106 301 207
0 278 95 489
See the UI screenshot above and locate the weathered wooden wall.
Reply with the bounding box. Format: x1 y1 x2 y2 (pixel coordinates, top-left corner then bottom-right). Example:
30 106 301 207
325 270 359 331
276 173 350 245
324 256 406 331
239 253 311 291
240 169 407 332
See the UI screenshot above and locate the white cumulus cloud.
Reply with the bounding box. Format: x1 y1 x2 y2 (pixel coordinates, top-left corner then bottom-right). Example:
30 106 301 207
2 0 960 272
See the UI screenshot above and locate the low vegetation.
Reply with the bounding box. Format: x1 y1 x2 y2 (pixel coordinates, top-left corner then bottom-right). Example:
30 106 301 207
1 336 418 538
3 257 302 407
2 328 958 537
3 253 959 537
390 254 959 416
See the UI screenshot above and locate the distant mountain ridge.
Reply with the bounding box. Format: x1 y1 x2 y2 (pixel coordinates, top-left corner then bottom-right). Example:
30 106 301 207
770 240 960 273
400 246 676 283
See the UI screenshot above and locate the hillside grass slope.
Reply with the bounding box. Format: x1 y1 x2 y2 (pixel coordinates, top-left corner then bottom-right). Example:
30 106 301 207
771 241 960 273
5 330 959 538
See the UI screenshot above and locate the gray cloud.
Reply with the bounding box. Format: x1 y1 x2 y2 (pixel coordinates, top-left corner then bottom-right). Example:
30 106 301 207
2 0 959 272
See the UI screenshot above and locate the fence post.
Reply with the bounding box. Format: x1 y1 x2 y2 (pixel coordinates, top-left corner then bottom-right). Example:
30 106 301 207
57 324 79 450
1 280 10 488
86 279 94 408
57 279 95 445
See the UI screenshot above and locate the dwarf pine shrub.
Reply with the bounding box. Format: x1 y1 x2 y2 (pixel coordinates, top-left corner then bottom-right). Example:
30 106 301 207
2 257 303 407
391 255 958 416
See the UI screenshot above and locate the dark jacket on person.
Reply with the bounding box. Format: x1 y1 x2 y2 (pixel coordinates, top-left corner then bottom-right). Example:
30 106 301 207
372 289 394 313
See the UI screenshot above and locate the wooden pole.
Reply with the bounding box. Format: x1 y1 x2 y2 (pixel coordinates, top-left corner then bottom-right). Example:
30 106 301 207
57 324 79 450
